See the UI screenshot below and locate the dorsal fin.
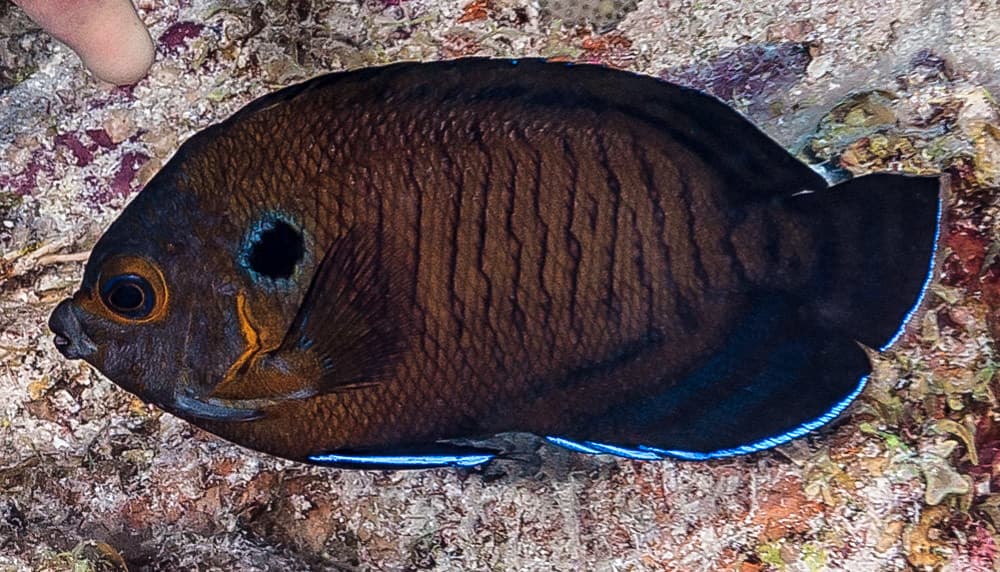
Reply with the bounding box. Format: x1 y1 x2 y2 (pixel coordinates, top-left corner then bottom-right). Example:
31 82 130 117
213 58 827 204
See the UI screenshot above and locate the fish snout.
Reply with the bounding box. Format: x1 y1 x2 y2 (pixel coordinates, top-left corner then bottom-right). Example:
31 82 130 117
49 299 98 360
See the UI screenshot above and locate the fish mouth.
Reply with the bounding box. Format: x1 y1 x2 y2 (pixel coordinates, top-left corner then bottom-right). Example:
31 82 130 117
171 392 264 423
49 299 98 360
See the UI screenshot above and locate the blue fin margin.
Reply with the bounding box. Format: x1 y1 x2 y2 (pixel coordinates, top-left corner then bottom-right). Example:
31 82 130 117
546 374 868 462
307 452 495 469
879 194 943 351
306 371 871 467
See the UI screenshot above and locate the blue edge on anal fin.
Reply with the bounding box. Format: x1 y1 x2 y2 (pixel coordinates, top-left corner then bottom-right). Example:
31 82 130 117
547 375 868 461
307 376 870 467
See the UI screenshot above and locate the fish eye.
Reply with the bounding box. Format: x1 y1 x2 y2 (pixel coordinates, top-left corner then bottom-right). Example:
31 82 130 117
100 274 156 319
90 256 169 323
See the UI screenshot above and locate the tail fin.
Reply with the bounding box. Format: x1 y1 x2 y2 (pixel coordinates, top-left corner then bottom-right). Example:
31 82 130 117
790 173 944 350
543 174 943 460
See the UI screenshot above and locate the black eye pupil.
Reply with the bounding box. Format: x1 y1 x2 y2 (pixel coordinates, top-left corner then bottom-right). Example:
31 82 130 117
109 283 144 311
100 274 155 319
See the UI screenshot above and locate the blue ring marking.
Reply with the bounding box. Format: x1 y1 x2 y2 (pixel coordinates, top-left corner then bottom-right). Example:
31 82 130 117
879 194 944 351
238 211 308 288
308 453 495 468
546 374 869 462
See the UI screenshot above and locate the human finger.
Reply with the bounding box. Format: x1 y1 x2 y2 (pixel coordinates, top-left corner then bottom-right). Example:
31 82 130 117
13 0 155 85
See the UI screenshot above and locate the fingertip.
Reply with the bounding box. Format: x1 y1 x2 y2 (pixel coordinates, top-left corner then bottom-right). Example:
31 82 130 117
15 0 156 85
85 13 155 85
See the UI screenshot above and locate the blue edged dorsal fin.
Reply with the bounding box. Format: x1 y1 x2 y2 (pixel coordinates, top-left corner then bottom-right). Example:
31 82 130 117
212 58 828 207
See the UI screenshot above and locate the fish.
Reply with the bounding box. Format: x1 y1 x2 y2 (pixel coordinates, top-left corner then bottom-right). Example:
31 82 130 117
48 58 943 469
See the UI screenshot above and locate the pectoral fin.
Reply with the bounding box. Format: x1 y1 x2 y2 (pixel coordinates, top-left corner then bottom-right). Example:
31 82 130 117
210 227 407 402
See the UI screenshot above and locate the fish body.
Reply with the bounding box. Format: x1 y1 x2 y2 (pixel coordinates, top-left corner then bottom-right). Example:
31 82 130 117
49 59 942 468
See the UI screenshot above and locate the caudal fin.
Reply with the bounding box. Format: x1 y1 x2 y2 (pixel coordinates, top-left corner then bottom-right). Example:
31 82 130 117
543 173 944 460
791 173 944 350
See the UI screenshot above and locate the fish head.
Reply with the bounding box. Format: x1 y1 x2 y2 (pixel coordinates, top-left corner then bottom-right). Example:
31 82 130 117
48 142 311 418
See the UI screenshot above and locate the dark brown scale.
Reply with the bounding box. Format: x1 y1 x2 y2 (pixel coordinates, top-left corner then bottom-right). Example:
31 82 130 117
49 59 943 467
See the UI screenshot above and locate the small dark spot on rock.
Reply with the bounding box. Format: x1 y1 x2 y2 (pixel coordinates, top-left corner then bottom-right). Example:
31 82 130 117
2 501 25 531
910 49 954 80
897 49 957 90
389 27 412 41
292 0 312 22
409 530 443 569
512 7 530 26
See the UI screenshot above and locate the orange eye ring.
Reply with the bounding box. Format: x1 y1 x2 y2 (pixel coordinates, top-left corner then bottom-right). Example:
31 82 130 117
93 256 169 323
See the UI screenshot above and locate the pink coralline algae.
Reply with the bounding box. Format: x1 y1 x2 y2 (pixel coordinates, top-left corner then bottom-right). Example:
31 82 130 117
2 128 125 196
0 149 47 197
661 43 811 116
968 524 1000 569
52 128 121 168
53 133 94 167
158 22 205 54
87 151 150 206
85 128 116 149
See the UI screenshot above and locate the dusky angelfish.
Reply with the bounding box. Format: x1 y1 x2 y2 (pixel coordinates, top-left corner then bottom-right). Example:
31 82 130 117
49 59 943 469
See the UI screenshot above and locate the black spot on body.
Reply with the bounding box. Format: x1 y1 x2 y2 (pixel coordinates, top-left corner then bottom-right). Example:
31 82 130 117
249 220 305 279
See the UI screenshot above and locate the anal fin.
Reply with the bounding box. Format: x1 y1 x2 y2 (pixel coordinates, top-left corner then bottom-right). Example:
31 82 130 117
550 292 871 459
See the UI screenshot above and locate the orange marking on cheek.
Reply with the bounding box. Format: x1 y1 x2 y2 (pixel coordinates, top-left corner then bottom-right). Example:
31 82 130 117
236 292 260 354
215 291 263 393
